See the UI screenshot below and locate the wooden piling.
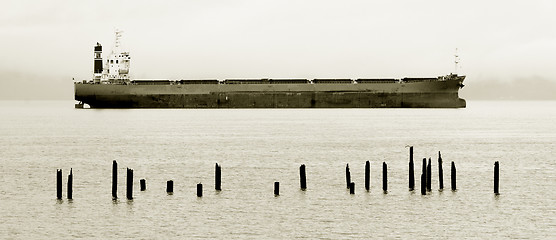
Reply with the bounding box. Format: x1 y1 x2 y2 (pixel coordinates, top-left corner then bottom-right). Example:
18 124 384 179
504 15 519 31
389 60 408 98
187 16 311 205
365 161 370 191
422 158 427 176
350 182 355 194
112 160 117 199
494 161 499 194
197 183 203 197
346 164 351 189
422 158 427 188
57 169 62 200
451 161 456 191
409 146 414 191
427 158 432 192
215 163 221 191
438 151 444 190
421 173 426 195
126 168 133 200
67 168 73 199
167 180 173 193
140 179 146 191
300 164 307 190
382 162 387 192
274 182 279 196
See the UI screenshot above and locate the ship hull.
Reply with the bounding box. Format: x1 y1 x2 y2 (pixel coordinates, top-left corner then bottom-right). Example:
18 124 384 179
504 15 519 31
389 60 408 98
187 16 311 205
75 77 465 108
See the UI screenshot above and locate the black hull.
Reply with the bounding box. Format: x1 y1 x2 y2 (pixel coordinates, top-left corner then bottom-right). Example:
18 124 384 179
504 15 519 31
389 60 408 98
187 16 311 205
77 92 465 108
75 75 466 108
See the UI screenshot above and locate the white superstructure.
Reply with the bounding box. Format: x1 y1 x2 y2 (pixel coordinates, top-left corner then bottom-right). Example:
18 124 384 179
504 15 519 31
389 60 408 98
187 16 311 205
93 30 131 84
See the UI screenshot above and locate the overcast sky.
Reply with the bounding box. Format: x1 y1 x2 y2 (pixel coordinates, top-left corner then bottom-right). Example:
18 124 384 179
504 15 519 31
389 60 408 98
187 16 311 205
1 0 554 100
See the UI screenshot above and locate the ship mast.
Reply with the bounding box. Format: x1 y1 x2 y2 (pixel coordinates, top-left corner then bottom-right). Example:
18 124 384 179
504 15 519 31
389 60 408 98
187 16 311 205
454 48 460 75
113 30 123 52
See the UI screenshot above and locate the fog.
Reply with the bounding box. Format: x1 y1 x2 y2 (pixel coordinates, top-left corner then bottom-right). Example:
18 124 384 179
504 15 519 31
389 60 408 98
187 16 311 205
1 0 554 100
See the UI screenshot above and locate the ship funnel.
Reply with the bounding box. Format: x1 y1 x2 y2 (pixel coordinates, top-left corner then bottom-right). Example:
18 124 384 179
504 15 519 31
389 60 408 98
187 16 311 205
93 43 103 83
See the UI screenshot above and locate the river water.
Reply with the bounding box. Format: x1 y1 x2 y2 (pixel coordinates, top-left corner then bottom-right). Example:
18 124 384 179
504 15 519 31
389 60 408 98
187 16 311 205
0 101 555 239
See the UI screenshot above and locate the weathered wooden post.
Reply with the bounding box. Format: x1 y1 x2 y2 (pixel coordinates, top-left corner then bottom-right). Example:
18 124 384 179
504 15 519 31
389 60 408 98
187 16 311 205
300 164 307 190
421 158 427 195
422 158 426 175
421 173 426 195
126 168 133 200
438 151 444 190
346 164 351 189
274 182 279 196
422 158 426 182
215 163 221 191
350 182 355 194
140 179 146 191
57 169 62 200
451 161 456 191
365 161 370 191
197 183 203 197
67 168 73 199
494 161 499 195
427 158 432 192
409 146 414 191
382 162 387 192
112 160 117 199
167 180 173 193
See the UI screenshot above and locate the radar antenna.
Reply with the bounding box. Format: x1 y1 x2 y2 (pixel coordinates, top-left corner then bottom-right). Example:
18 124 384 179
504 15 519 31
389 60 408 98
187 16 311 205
454 48 460 74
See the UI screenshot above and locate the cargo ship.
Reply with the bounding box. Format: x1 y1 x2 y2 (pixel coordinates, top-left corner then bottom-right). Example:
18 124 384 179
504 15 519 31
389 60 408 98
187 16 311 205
74 32 465 108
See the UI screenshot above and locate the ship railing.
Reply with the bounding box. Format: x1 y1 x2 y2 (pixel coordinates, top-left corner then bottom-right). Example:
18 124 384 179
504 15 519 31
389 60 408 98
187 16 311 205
356 79 399 84
401 77 439 83
268 79 310 84
178 79 220 84
312 79 354 84
223 79 267 84
131 79 172 85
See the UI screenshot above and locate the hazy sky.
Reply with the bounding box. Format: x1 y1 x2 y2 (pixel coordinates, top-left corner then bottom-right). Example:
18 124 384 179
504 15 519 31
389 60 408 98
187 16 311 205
1 0 554 100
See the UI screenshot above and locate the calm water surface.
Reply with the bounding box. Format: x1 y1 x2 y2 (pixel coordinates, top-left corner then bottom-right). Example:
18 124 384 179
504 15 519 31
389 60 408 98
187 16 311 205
0 101 555 239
